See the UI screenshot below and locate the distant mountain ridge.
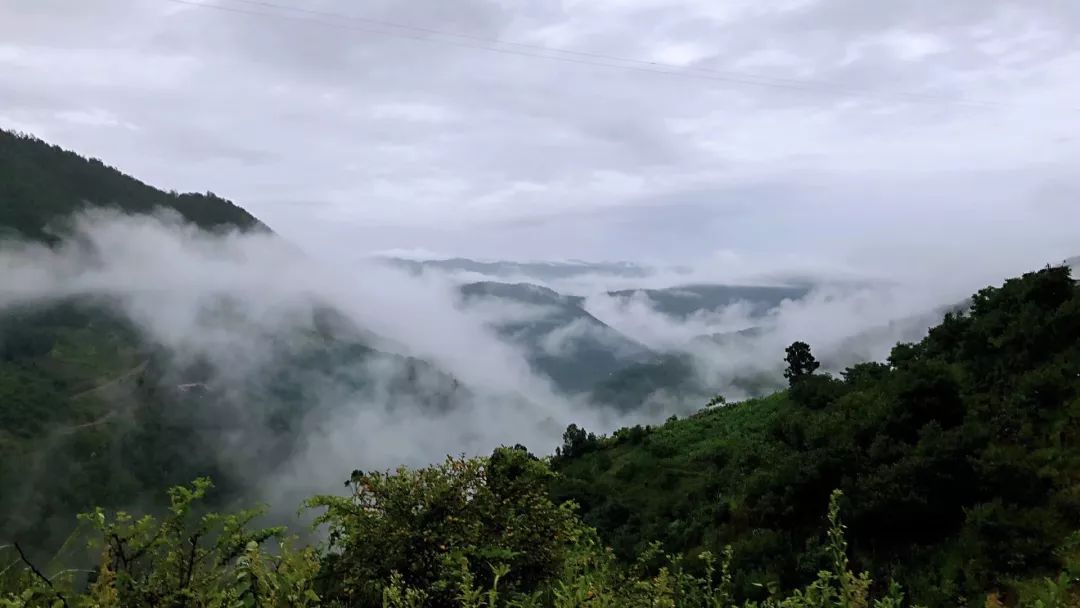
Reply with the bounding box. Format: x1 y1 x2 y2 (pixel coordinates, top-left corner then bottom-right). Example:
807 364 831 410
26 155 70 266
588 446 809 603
385 256 654 280
606 284 810 319
459 281 653 392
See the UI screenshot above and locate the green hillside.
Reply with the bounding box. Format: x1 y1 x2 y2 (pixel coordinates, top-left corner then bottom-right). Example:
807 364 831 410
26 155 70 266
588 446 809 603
552 264 1080 605
3 257 1078 608
0 131 473 550
460 281 653 392
606 284 810 319
0 129 265 242
3 129 1079 607
0 129 275 541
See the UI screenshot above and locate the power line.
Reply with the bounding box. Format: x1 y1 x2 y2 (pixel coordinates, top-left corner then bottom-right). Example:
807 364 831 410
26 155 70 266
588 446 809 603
218 0 1004 110
165 0 1005 110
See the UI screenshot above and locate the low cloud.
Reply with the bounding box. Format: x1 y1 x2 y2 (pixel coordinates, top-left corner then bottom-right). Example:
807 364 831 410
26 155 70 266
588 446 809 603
0 212 642 511
0 210 1055 517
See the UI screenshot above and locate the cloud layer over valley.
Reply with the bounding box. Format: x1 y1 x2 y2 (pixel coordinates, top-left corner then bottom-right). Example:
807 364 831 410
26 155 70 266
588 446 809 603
1 211 1043 507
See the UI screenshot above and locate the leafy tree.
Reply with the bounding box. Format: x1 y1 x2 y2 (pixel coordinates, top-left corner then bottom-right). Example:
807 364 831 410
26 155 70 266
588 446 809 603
306 447 579 607
555 265 1080 605
555 424 597 460
783 341 820 386
0 478 320 608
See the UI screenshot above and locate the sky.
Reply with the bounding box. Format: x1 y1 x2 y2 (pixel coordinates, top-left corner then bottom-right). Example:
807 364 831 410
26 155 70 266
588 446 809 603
1 0 1079 277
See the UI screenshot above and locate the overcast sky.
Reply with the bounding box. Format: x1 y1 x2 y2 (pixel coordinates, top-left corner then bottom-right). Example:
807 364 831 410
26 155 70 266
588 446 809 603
1 0 1078 278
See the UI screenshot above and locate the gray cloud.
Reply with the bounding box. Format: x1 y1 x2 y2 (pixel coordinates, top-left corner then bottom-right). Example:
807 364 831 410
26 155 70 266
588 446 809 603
1 0 1078 267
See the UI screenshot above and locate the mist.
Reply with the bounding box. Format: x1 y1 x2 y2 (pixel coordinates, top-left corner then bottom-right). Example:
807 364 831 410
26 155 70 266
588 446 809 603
0 209 1041 514
0 211 642 509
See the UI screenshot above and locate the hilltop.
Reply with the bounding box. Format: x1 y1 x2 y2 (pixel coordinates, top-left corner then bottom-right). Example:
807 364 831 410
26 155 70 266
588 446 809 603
0 129 265 242
551 264 1080 605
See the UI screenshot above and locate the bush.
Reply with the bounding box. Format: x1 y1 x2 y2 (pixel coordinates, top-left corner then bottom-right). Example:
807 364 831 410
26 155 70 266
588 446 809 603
306 447 580 607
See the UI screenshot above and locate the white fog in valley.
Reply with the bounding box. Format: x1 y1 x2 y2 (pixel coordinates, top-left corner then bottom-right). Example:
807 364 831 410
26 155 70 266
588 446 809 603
0 210 1063 507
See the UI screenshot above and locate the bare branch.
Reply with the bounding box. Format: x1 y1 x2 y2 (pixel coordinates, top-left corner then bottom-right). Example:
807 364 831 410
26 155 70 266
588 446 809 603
13 542 69 608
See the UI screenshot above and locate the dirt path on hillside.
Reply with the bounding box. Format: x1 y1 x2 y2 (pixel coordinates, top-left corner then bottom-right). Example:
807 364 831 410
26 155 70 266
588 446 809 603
55 359 150 434
69 359 149 400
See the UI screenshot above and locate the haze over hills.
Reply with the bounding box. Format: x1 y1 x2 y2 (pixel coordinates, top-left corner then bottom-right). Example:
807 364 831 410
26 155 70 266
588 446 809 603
458 281 654 392
5 0 1080 601
0 131 486 545
605 284 810 319
0 129 970 541
2 129 1080 606
6 129 1079 606
383 256 655 281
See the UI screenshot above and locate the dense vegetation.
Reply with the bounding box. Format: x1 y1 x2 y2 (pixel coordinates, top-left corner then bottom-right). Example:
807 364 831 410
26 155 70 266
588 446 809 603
3 130 1079 606
0 299 468 551
1 265 1077 606
552 265 1080 606
0 129 265 242
1 454 1075 607
0 128 269 548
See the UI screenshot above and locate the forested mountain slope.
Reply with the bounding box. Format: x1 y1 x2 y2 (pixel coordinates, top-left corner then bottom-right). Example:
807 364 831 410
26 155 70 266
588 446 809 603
0 130 274 541
1 265 1076 608
0 131 469 550
606 284 810 319
552 265 1080 606
459 281 653 391
0 129 265 242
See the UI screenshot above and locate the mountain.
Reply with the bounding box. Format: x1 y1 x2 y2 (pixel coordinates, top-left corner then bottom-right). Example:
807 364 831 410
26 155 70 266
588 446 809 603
459 281 653 392
4 263 1078 607
0 130 470 547
552 264 1080 605
588 350 782 412
0 129 266 242
690 326 766 346
605 283 810 319
455 280 816 398
387 257 652 281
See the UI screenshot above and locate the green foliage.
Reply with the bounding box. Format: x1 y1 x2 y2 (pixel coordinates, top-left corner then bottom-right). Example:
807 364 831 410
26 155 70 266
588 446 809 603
0 127 269 550
554 424 600 461
3 469 1080 607
554 265 1080 605
783 341 820 386
0 129 264 243
0 478 319 608
2 132 1079 606
306 447 579 607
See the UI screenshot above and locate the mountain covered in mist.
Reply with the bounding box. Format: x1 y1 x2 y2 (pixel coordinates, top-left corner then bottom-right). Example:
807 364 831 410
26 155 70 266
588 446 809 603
458 281 654 391
4 130 1080 608
0 130 479 544
551 264 1080 606
384 256 654 280
1 130 756 545
3 261 1079 608
606 283 809 319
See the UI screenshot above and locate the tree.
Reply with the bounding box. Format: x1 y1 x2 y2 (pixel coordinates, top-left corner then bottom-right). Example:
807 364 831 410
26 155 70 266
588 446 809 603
306 449 578 607
556 423 597 459
0 478 320 608
784 341 820 385
705 394 727 408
